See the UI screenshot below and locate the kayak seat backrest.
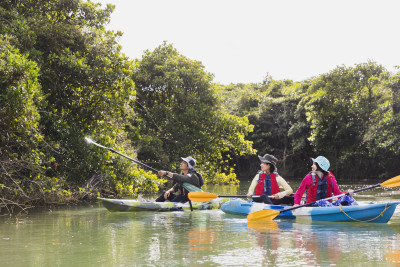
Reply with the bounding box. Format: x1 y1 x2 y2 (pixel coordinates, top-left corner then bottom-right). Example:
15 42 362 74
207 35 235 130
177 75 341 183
182 182 203 192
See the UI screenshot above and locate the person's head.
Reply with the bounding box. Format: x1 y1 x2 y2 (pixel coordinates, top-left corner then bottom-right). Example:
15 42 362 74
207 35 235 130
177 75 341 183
311 156 330 175
180 156 196 172
258 154 277 174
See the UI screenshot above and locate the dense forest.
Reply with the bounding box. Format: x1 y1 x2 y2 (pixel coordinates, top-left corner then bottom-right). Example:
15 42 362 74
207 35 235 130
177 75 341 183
1 0 400 214
219 66 400 180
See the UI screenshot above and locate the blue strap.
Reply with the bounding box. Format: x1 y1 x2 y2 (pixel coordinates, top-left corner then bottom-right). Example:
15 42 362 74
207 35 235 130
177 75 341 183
263 175 271 196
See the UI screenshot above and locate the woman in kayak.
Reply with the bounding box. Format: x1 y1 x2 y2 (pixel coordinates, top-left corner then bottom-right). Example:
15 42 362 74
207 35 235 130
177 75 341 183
293 156 353 206
156 156 203 203
247 154 293 205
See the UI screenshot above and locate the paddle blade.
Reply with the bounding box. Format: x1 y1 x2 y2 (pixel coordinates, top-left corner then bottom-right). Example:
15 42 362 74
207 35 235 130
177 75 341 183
247 210 280 221
380 175 400 188
84 137 94 144
188 192 218 202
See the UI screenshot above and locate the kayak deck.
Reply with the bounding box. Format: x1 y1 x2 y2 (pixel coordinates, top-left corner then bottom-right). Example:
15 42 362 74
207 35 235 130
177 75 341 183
98 197 228 212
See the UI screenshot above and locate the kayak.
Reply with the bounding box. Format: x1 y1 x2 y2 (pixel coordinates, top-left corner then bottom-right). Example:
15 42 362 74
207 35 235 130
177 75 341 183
222 199 400 223
98 197 229 212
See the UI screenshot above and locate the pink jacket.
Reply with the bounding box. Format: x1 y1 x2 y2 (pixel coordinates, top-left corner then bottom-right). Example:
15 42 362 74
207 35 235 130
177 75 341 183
294 173 343 205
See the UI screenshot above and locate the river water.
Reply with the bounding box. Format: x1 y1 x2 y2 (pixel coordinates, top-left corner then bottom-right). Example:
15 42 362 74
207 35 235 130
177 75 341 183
1 180 399 266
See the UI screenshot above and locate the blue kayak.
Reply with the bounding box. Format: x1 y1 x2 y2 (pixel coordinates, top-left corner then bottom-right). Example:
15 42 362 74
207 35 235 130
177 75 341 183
221 199 400 223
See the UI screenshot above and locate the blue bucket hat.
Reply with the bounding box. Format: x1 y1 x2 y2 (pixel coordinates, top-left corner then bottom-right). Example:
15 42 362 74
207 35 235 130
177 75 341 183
311 156 330 172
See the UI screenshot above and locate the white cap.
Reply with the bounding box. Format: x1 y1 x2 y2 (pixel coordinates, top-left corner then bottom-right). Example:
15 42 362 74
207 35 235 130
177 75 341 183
181 156 196 169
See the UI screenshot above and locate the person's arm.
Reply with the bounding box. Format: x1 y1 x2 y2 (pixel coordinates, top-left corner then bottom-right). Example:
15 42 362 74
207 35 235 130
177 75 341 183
275 175 293 199
170 184 178 193
158 170 173 179
158 170 180 194
294 175 311 205
171 173 200 187
164 187 176 199
247 174 259 197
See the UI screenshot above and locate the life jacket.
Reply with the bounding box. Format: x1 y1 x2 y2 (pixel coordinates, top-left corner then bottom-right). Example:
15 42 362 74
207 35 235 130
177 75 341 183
305 172 334 203
254 172 280 196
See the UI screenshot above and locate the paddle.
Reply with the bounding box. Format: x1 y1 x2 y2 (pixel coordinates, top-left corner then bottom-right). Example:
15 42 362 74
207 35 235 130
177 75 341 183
247 175 400 221
85 137 200 210
85 137 161 173
188 192 271 202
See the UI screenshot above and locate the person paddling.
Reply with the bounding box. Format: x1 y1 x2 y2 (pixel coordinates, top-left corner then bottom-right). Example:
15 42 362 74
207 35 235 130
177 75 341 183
293 156 353 206
247 154 293 205
156 156 203 203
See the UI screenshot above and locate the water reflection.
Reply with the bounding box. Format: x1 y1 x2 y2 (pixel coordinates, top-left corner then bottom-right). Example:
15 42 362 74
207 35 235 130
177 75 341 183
246 219 400 266
247 220 279 232
188 229 216 251
246 221 280 266
94 210 228 266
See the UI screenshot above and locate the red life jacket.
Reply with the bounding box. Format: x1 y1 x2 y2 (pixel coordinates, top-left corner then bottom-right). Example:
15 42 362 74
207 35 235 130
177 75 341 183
306 172 334 203
254 172 280 196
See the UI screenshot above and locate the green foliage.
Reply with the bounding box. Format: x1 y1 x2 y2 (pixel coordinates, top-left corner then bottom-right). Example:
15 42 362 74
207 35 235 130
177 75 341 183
214 83 263 116
0 36 50 206
300 62 390 176
363 70 400 176
218 78 312 178
0 1 164 213
256 82 311 176
132 42 256 183
113 168 163 198
219 62 400 179
205 168 240 185
367 71 400 152
194 110 255 183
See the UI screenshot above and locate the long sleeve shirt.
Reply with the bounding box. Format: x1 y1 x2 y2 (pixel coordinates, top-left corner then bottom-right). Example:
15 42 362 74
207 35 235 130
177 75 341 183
171 172 200 194
247 172 293 199
293 173 343 205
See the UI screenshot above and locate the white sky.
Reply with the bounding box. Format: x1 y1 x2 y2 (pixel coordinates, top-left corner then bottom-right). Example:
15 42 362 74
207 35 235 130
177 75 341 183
93 0 400 85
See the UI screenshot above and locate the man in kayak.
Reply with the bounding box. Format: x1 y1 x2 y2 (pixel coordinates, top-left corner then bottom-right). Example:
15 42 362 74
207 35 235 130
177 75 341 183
293 156 353 206
156 156 204 203
246 154 293 205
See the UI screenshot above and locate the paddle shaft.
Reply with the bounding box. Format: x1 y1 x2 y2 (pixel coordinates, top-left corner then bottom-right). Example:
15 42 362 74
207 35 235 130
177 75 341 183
87 139 159 173
218 195 272 198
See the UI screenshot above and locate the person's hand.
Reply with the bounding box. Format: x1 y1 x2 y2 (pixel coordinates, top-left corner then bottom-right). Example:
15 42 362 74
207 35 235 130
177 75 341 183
293 204 299 207
246 193 253 198
164 191 170 199
158 170 170 177
347 189 354 197
271 194 280 199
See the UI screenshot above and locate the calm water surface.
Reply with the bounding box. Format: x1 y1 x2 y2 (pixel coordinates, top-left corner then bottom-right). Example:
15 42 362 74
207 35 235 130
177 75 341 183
1 180 400 266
